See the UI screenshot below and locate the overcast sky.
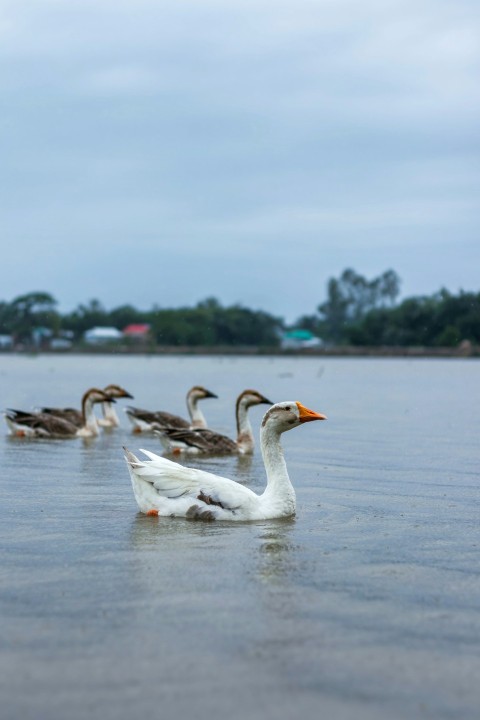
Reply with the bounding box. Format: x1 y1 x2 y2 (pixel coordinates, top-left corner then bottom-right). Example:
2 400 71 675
1 0 478 321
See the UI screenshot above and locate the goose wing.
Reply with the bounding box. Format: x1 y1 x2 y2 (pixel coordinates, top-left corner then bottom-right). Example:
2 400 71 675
194 429 237 454
160 427 237 454
6 410 78 437
38 407 83 427
5 408 34 420
126 407 189 429
150 411 190 429
125 447 257 510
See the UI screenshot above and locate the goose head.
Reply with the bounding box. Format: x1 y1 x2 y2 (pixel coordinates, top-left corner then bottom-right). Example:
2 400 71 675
236 389 273 412
261 401 326 434
82 388 117 407
103 384 133 400
235 389 273 452
187 386 218 401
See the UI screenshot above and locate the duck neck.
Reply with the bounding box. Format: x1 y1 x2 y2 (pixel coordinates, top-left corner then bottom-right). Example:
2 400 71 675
81 396 100 436
187 394 207 429
102 401 119 426
236 399 254 453
260 424 295 509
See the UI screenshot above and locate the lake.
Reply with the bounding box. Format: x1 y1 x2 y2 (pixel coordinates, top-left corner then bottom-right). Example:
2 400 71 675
0 354 479 720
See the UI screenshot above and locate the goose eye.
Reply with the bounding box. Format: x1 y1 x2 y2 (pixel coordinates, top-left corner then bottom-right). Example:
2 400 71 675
284 405 291 411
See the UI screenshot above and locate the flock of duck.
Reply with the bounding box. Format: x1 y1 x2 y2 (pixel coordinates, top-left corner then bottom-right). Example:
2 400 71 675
5 385 327 522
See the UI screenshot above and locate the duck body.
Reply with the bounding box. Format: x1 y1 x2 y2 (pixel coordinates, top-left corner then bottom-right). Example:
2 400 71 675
126 386 217 433
156 389 272 456
126 408 190 432
156 426 238 455
125 401 326 521
5 388 113 438
36 407 84 428
125 448 265 520
5 410 82 438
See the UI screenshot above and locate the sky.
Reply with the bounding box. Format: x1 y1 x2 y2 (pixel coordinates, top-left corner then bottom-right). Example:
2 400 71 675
1 0 479 321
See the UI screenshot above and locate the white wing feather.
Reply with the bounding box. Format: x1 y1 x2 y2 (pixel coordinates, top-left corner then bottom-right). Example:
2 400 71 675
126 448 258 509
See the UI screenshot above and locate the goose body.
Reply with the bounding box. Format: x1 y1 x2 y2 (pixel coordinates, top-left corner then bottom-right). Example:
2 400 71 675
156 389 272 455
5 388 113 438
35 406 83 427
39 384 132 429
125 401 326 521
126 386 217 433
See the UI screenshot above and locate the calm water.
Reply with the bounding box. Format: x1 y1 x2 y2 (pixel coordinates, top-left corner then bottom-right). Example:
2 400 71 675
0 354 479 720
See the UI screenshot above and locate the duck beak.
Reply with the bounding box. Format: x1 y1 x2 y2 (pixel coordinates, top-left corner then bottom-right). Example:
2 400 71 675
296 401 327 423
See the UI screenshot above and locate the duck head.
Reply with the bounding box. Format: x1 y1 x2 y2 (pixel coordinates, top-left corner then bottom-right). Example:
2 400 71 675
261 401 326 433
82 388 117 406
188 386 218 401
103 384 134 400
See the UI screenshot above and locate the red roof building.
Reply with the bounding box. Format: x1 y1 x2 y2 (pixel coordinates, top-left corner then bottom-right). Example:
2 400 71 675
123 324 151 338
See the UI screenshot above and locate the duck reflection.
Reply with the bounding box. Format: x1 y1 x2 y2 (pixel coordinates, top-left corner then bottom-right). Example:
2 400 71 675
129 510 228 550
256 519 298 584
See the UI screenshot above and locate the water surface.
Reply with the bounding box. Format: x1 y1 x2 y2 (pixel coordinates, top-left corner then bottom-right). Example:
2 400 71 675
0 355 479 719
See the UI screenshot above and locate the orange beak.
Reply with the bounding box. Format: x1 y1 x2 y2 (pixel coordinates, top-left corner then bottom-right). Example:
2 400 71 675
296 401 327 423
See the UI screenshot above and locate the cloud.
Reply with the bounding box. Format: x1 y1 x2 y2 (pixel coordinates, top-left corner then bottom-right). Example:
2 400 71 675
0 0 478 318
81 64 161 96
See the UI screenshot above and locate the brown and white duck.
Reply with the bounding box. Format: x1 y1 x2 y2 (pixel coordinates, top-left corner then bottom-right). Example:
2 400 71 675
38 384 133 429
5 388 114 439
155 389 273 455
125 386 217 433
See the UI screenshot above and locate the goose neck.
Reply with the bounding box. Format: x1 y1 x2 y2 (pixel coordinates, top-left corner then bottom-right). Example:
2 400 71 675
236 400 254 452
260 424 295 508
187 394 207 429
102 401 119 425
81 396 100 435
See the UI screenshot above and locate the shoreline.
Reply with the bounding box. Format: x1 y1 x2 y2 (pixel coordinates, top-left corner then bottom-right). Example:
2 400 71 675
1 344 478 359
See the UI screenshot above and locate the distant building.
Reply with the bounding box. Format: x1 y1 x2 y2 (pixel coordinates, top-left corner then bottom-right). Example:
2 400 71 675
281 329 323 350
0 334 13 349
84 326 123 344
123 323 151 340
49 330 74 350
50 338 73 350
32 326 53 348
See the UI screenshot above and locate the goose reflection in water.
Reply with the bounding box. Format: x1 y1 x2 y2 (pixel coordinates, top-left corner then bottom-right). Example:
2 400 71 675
256 521 298 584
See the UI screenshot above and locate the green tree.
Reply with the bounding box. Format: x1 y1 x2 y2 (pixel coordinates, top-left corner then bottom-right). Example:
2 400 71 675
317 268 401 343
348 289 480 347
61 299 110 337
318 277 351 342
109 304 147 330
149 298 281 347
9 291 59 341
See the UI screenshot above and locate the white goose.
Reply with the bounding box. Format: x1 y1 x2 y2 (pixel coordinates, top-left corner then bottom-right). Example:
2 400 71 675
156 389 272 455
5 388 113 439
124 400 326 521
125 386 217 433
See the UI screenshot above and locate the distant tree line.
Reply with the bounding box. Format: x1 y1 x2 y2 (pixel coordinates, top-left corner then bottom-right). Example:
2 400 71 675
299 268 480 347
0 293 282 347
0 271 479 348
